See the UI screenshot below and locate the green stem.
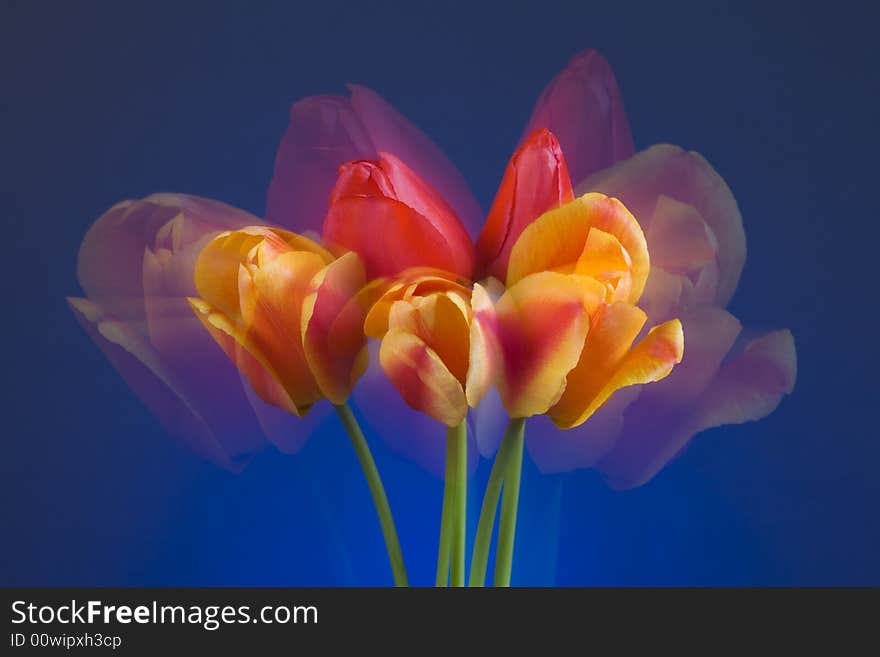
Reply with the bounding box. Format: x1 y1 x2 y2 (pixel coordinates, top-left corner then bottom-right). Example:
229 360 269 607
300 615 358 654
449 419 467 587
468 426 517 587
435 433 456 586
493 418 525 587
334 403 408 587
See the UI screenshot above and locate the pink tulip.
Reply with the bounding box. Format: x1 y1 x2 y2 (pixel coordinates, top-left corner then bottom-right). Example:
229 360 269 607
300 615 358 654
68 194 326 469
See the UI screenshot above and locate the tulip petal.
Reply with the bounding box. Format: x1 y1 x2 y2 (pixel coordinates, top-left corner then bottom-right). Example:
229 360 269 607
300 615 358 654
550 302 647 429
506 193 649 303
693 329 797 427
388 294 471 385
326 154 474 279
579 144 745 306
301 251 369 404
493 272 595 419
266 95 375 233
471 387 508 458
78 194 260 320
69 297 249 469
363 270 469 339
347 84 483 236
376 152 475 277
476 129 574 281
188 298 305 417
193 228 267 320
353 347 480 477
527 386 642 473
638 266 693 325
465 283 497 408
137 294 323 457
245 251 326 409
598 329 796 489
324 195 464 278
559 318 684 429
523 50 634 185
329 156 475 278
646 195 718 274
379 329 467 427
638 306 742 407
574 227 633 302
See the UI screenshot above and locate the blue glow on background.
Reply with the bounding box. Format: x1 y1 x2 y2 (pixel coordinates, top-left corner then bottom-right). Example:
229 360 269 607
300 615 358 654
2 0 878 585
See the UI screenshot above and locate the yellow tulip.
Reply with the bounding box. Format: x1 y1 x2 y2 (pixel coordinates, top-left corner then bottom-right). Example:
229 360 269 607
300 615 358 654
187 226 369 416
490 192 684 429
363 268 495 428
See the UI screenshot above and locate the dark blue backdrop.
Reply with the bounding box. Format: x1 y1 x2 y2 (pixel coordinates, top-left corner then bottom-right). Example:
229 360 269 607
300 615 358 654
2 0 877 585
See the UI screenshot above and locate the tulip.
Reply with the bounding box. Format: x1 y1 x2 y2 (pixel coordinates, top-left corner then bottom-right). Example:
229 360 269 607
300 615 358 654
266 85 483 237
363 267 496 586
517 56 796 490
364 269 495 428
470 191 684 587
187 226 369 415
67 194 319 469
468 124 683 587
323 154 475 279
188 226 408 585
490 194 684 429
476 129 574 281
478 135 680 427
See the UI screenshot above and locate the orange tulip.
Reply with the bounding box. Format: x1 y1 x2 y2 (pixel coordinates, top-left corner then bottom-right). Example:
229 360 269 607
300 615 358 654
487 193 684 428
323 154 475 279
187 226 369 416
362 269 496 428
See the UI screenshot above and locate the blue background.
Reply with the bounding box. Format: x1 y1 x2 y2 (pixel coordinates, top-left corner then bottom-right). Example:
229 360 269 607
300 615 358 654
2 0 878 585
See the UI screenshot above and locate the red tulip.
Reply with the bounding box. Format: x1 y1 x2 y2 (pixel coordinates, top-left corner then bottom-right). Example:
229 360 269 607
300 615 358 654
266 85 483 237
323 153 475 279
476 129 574 281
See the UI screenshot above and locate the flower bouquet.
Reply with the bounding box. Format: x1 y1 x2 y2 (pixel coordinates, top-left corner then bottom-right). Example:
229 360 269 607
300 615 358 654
68 50 796 586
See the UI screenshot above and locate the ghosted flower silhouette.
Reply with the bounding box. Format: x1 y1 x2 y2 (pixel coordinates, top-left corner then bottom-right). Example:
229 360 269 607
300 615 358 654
67 194 326 468
514 52 797 488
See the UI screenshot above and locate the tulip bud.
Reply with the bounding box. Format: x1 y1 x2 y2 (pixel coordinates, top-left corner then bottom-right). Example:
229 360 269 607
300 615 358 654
476 129 574 281
364 270 495 427
324 154 475 280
